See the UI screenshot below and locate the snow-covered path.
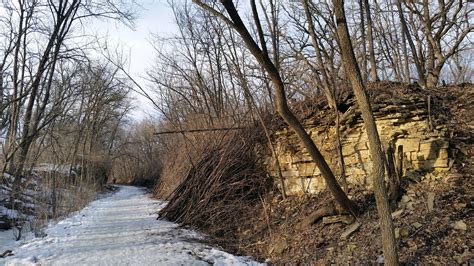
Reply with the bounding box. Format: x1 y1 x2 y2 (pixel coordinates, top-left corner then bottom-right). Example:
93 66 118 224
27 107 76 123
1 186 261 265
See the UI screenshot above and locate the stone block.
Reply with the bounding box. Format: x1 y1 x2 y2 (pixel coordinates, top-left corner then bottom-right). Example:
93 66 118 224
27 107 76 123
419 139 449 150
304 177 326 194
342 146 357 156
409 152 419 162
395 138 420 152
281 170 299 178
280 176 326 196
292 155 313 164
343 155 360 166
281 177 303 196
346 166 372 176
342 143 369 156
296 162 321 176
417 147 449 161
414 158 449 169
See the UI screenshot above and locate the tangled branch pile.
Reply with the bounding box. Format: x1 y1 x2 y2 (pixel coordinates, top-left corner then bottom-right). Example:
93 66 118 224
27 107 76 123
158 126 270 245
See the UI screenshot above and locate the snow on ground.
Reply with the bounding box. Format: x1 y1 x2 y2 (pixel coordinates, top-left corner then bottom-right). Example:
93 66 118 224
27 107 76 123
0 186 263 265
33 163 76 176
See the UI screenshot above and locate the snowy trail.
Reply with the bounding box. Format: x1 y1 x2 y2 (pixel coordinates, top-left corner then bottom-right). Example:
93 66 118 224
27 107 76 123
1 186 261 266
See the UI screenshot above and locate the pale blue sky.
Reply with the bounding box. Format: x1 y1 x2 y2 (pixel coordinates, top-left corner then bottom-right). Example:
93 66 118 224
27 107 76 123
92 0 178 121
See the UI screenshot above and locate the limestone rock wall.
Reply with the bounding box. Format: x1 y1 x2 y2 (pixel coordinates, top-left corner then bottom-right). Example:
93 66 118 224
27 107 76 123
267 94 452 196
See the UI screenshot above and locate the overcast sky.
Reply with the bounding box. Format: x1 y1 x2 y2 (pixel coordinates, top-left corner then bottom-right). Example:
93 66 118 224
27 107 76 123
91 0 177 121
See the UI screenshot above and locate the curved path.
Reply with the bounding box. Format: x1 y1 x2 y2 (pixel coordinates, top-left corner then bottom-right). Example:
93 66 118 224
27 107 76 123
1 186 260 265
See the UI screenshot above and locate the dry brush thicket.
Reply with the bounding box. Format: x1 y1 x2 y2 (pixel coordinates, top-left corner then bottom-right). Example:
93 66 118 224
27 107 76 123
158 126 271 247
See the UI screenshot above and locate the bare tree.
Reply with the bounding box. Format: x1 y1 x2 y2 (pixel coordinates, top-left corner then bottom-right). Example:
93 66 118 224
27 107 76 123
332 0 398 264
192 0 358 215
364 0 378 81
401 0 473 87
299 0 348 191
0 0 134 201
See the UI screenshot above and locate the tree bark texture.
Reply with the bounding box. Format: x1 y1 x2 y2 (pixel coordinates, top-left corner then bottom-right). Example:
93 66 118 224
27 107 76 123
332 0 398 264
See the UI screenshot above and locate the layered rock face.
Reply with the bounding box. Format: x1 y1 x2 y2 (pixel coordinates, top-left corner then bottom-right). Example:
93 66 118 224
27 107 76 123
267 87 452 195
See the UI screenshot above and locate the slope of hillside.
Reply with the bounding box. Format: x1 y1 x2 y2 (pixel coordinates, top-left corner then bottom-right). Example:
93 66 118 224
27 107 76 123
236 84 473 264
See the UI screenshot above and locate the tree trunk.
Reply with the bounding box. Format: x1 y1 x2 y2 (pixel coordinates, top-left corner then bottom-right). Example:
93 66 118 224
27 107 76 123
213 0 359 216
358 0 367 81
302 0 348 192
364 0 378 81
401 28 411 82
0 66 3 109
332 0 398 264
335 110 348 191
396 0 425 87
426 64 443 88
386 141 399 203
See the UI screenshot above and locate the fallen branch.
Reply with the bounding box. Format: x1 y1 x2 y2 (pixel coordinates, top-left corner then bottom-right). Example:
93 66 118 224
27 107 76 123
0 250 13 258
154 127 244 135
298 204 335 229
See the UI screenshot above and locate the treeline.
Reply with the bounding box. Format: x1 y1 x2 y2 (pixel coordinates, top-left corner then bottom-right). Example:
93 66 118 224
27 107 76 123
149 0 472 125
0 0 134 216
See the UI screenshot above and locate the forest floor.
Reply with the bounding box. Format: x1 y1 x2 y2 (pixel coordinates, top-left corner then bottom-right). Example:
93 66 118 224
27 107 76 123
0 186 261 265
238 169 473 264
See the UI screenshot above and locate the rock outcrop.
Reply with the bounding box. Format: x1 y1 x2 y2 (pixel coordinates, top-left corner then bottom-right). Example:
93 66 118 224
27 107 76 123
267 84 452 195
